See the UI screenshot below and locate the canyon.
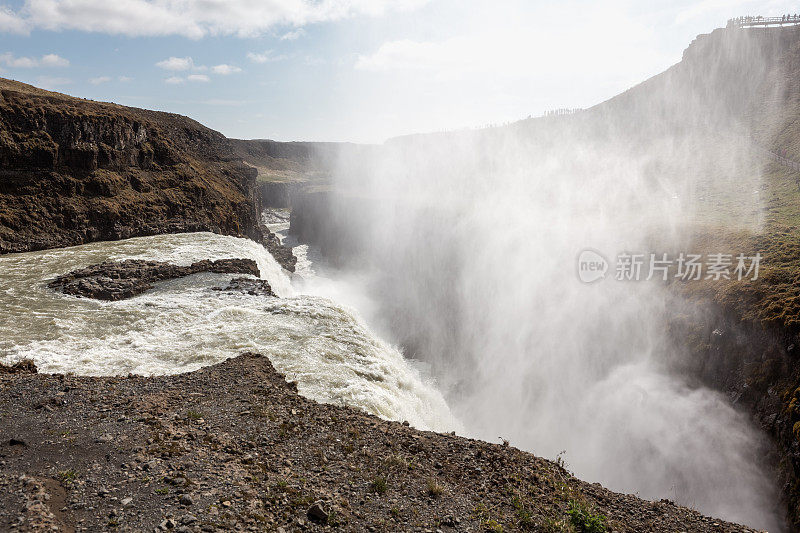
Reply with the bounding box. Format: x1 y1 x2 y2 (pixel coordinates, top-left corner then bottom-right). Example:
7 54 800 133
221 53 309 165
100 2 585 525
2 22 800 533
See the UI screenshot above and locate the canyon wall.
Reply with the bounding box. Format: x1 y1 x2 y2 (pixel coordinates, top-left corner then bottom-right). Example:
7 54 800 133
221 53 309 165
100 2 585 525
0 78 263 253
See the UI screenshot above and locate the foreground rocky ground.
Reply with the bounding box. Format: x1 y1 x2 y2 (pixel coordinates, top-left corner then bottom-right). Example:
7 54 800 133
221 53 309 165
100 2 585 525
0 354 763 532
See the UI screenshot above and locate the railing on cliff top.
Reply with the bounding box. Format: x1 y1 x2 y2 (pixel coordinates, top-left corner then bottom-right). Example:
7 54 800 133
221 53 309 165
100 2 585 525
756 145 800 173
728 14 800 28
751 142 800 189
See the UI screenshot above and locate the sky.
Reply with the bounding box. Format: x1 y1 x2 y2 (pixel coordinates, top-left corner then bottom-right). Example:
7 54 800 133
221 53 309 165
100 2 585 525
0 0 797 143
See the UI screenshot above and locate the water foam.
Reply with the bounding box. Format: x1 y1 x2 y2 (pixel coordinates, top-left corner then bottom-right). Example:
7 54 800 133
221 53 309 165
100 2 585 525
0 232 459 433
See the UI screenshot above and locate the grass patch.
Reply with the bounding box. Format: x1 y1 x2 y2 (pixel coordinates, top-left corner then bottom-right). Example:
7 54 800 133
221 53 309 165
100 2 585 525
326 508 342 526
473 503 505 532
566 499 606 533
511 495 536 529
426 478 445 497
370 477 388 495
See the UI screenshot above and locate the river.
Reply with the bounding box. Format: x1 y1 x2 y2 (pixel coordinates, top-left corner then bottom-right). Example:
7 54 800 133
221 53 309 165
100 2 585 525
0 231 459 433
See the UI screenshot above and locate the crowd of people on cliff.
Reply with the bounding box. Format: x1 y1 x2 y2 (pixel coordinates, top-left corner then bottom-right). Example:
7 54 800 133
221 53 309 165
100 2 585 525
728 14 800 27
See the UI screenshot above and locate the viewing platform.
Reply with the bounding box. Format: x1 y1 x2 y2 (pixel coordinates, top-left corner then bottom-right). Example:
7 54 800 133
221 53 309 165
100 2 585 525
727 15 800 28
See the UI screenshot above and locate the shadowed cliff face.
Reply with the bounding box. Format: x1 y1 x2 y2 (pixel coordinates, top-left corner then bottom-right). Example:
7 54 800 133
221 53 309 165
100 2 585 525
0 78 262 253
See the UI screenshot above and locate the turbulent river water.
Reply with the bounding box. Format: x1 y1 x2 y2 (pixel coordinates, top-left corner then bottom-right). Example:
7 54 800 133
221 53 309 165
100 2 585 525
0 231 459 433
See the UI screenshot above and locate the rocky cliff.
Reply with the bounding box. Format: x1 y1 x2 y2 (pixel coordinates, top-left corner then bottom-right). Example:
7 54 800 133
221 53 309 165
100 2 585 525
229 139 338 208
0 78 262 253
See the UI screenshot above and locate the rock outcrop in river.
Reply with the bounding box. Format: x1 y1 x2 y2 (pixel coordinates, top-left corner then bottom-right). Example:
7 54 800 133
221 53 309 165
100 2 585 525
48 258 261 301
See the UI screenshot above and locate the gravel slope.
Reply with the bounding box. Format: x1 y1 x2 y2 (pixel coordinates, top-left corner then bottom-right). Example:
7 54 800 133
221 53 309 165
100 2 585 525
0 354 763 532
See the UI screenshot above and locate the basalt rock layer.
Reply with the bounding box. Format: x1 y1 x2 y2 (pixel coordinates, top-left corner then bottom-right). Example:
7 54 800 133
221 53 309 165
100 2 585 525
0 78 262 254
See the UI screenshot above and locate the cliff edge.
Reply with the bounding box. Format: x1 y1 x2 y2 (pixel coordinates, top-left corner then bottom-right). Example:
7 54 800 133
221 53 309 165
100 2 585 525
0 353 762 532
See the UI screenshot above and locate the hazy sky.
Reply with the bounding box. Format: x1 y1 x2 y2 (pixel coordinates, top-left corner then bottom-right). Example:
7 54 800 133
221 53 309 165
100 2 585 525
0 0 796 142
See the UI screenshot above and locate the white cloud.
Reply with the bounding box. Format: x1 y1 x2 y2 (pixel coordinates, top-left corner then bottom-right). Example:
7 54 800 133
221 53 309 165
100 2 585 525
159 59 237 79
341 0 682 141
156 56 194 71
4 0 429 38
211 64 241 75
355 38 473 72
280 28 305 40
118 75 133 82
0 52 69 68
0 6 29 34
89 75 111 85
0 53 37 68
247 50 286 64
40 53 69 67
355 4 669 85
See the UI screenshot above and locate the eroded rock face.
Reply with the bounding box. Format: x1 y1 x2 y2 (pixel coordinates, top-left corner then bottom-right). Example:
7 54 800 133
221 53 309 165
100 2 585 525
669 303 800 530
48 258 260 301
260 225 296 272
0 78 262 254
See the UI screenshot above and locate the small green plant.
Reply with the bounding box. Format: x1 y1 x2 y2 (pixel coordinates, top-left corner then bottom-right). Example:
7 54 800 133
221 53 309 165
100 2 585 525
154 487 169 495
186 410 204 420
326 508 342 526
57 470 78 485
511 496 535 529
290 493 315 509
370 476 388 495
542 517 573 533
567 500 606 533
555 450 569 471
473 503 504 532
483 519 504 532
